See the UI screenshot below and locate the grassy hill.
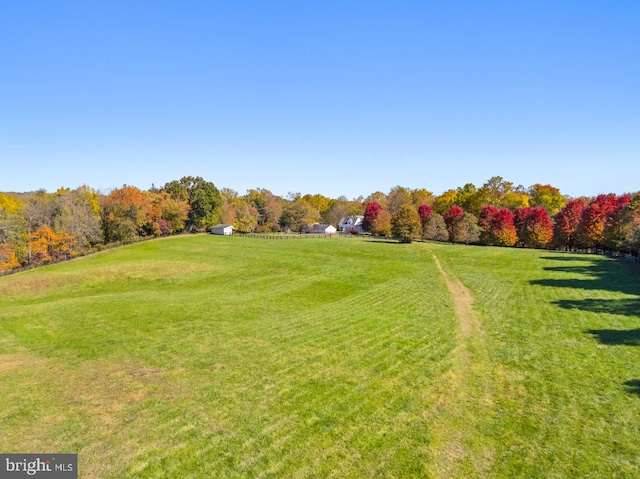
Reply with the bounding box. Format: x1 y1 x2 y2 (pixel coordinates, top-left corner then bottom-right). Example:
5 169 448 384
1 235 639 478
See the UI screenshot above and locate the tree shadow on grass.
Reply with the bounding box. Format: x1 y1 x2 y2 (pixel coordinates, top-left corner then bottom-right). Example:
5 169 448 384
586 328 640 346
539 255 640 397
532 264 640 297
363 239 401 244
554 298 640 318
623 380 640 396
539 255 599 262
531 254 640 304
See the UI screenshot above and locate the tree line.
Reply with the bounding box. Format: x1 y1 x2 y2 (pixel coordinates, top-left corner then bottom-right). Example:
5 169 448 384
1 175 639 271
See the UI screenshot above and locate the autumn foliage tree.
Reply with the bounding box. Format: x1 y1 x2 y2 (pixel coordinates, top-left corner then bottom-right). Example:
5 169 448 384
602 195 633 250
616 196 640 254
245 188 283 232
386 186 413 214
0 193 26 263
53 186 102 249
454 213 481 244
27 226 77 264
434 190 458 215
418 204 433 223
443 205 465 242
479 206 517 246
528 184 566 216
553 199 587 250
233 200 259 233
363 202 383 232
279 195 320 232
101 186 153 243
370 210 392 237
391 205 421 243
418 204 433 239
578 194 631 249
422 213 448 241
514 207 553 248
0 243 20 271
148 191 190 235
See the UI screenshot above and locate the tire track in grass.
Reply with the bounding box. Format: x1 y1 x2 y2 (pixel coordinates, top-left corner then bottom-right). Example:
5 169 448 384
429 250 494 478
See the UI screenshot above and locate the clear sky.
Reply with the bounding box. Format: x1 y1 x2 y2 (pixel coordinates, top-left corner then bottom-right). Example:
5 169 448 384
1 1 639 199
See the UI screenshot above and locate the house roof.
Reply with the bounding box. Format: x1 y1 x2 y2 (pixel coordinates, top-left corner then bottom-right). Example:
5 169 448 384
338 216 364 225
211 224 234 229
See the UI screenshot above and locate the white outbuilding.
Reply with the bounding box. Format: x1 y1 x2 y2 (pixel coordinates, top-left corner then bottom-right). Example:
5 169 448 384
303 223 337 235
211 224 234 236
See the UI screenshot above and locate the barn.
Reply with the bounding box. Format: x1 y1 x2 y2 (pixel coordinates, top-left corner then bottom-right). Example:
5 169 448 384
210 224 234 235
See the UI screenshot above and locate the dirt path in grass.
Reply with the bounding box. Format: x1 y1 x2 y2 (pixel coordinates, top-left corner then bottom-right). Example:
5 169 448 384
429 252 492 478
432 254 485 341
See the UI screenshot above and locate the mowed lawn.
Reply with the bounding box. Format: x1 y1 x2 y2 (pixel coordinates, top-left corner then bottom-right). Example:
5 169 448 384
1 236 639 478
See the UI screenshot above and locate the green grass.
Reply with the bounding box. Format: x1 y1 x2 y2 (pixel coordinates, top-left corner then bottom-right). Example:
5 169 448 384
430 243 640 478
1 235 639 477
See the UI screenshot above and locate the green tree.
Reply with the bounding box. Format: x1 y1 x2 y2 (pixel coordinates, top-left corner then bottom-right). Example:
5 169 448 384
163 176 221 230
456 183 481 215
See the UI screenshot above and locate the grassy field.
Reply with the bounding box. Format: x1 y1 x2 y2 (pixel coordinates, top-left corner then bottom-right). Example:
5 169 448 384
1 235 639 478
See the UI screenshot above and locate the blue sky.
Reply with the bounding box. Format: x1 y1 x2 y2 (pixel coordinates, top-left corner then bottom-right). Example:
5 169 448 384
1 1 639 199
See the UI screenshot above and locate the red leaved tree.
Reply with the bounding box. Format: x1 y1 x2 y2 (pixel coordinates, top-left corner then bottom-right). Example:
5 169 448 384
514 207 553 248
617 196 640 254
363 202 383 232
553 199 586 250
418 204 433 224
479 206 517 246
418 204 433 238
578 194 631 249
493 208 518 246
603 194 633 249
443 205 465 243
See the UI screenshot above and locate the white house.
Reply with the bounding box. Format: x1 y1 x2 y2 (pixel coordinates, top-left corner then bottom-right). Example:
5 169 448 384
304 223 337 235
338 216 364 232
211 224 234 235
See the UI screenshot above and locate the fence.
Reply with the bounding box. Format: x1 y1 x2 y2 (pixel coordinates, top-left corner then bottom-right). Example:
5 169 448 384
555 247 640 265
234 232 396 241
235 232 358 240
